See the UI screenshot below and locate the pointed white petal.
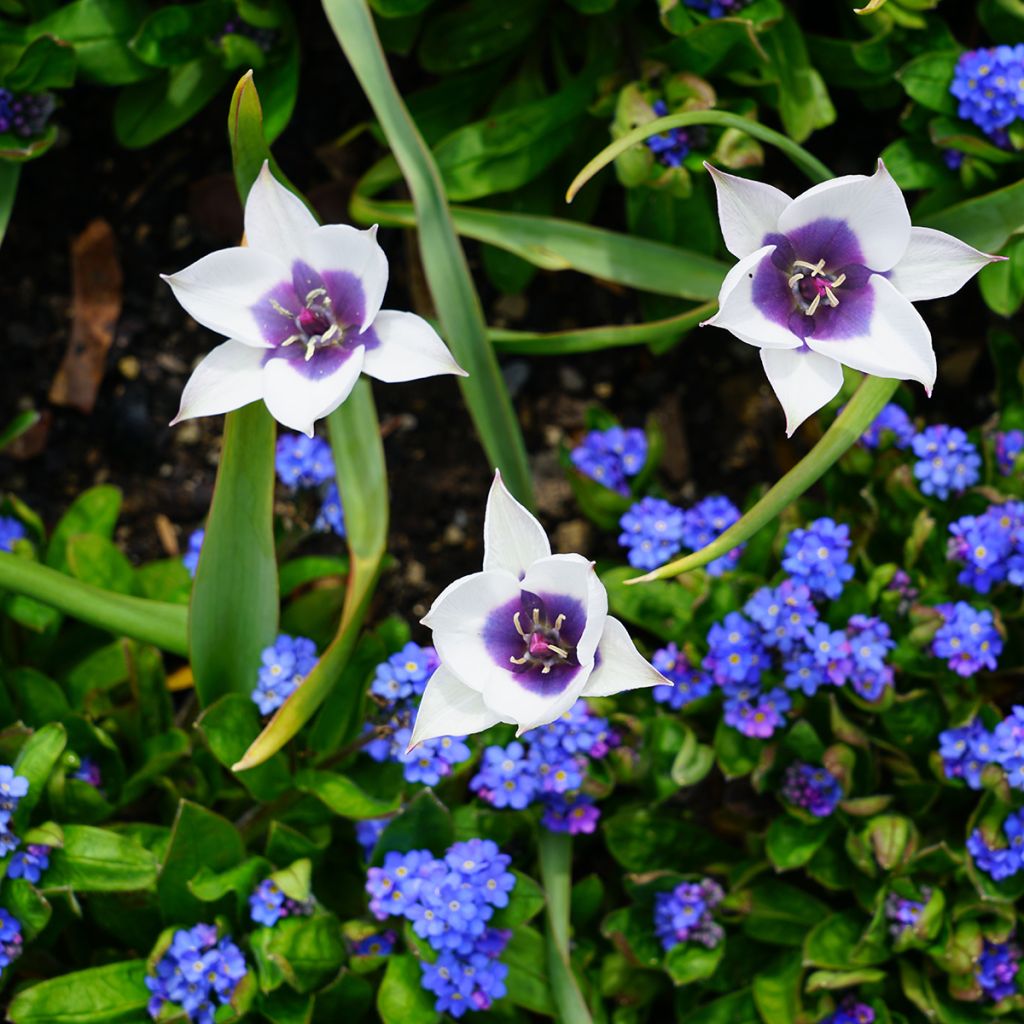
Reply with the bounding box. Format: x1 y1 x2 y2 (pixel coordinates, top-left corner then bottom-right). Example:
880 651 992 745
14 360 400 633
298 225 389 332
492 674 590 738
777 159 911 272
759 347 845 437
172 340 266 424
806 275 936 392
362 310 467 383
422 569 522 693
703 246 803 350
162 248 288 347
584 616 668 697
244 162 319 257
407 665 503 750
705 163 792 259
261 347 365 437
888 226 1003 302
482 470 551 579
520 554 607 668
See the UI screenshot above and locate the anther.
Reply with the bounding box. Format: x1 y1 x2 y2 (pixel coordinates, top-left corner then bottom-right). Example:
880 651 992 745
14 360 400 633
831 273 846 288
513 612 526 638
304 341 316 361
788 273 804 289
532 608 540 625
269 298 292 316
305 288 327 303
824 286 839 308
805 294 821 316
553 613 565 631
509 654 528 665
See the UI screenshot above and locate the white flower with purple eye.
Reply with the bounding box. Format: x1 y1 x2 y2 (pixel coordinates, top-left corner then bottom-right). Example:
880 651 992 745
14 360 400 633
703 159 1002 436
409 472 667 747
163 162 466 436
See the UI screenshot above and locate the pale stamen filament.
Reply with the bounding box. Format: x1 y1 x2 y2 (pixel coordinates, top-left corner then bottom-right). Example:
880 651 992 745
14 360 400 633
509 654 528 665
805 294 822 316
513 612 527 638
553 614 565 631
787 273 804 289
547 644 568 659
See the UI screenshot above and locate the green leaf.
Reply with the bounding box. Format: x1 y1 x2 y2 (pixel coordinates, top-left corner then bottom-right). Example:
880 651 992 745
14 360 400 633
8 960 150 1024
682 989 759 1024
752 951 803 1024
416 0 544 72
502 925 556 1015
66 534 136 595
761 13 835 142
6 666 71 727
135 557 192 604
260 988 314 1024
670 728 715 788
322 0 533 503
6 34 76 90
765 816 834 871
129 1 225 67
11 722 66 830
312 969 373 1021
189 856 270 907
279 556 350 596
896 51 960 114
257 914 346 993
921 177 1024 252
805 968 887 992
803 911 888 970
197 694 291 801
714 718 763 779
45 484 121 574
376 954 440 1024
114 56 229 148
0 409 40 451
604 808 738 873
158 801 245 922
295 769 402 820
373 789 452 862
0 161 18 248
980 234 1024 316
491 870 546 929
44 825 158 892
741 882 829 947
190 401 279 707
666 940 725 986
601 565 699 642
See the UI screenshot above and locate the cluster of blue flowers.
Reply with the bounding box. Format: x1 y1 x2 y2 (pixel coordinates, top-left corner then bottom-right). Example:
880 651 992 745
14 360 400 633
951 47 1024 142
0 765 29 857
0 516 26 553
911 426 981 500
0 88 54 137
470 703 614 834
645 100 703 168
249 878 314 927
653 878 724 952
931 602 1002 677
365 839 515 1017
0 909 22 981
884 890 929 937
781 762 843 818
8 844 50 883
619 494 742 573
938 707 1024 791
145 924 248 1024
976 938 1020 1002
818 997 875 1024
571 426 647 495
995 429 1024 475
782 518 854 599
948 501 1024 594
859 403 916 450
365 642 472 786
699 539 894 739
252 634 318 715
968 810 1024 881
651 643 714 710
183 528 204 578
275 432 345 537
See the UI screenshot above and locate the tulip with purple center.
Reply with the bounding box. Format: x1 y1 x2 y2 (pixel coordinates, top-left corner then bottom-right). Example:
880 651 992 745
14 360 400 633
0 516 27 553
976 938 1020 1002
782 762 842 817
702 161 1001 435
163 163 466 436
409 472 666 747
7 844 50 884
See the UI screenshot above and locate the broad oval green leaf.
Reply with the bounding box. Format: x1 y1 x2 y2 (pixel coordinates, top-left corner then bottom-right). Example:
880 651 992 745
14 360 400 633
8 960 150 1024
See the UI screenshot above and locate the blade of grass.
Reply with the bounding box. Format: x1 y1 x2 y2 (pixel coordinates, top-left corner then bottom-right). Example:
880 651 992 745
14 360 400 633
0 553 188 654
321 0 533 505
566 110 833 202
0 162 19 248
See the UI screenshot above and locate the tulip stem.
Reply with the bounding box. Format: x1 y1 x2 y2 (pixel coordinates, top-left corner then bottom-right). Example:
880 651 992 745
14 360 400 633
538 831 593 1024
627 374 901 584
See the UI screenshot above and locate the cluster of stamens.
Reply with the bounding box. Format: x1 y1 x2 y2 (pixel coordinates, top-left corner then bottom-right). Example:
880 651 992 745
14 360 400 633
788 258 847 317
510 608 570 674
273 288 343 361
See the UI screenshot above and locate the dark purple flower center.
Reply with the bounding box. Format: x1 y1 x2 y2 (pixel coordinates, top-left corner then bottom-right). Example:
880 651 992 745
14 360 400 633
512 605 575 673
754 221 875 343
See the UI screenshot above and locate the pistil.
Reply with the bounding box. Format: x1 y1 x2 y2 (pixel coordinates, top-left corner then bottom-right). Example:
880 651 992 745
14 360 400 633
787 258 848 317
510 606 572 674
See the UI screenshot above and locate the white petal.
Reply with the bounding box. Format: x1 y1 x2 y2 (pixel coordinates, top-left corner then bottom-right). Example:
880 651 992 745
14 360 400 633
703 246 803 350
777 159 911 272
422 569 522 694
520 554 607 668
888 226 1003 303
162 248 288 347
482 470 551 579
407 665 503 750
705 163 792 259
806 275 936 392
171 340 266 424
244 161 319 257
584 616 667 697
261 348 366 437
299 225 389 332
759 347 845 437
362 310 467 383
487 672 590 738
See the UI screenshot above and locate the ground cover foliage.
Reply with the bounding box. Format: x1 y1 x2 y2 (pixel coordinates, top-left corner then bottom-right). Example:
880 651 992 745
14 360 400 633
1 1 1024 1023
